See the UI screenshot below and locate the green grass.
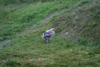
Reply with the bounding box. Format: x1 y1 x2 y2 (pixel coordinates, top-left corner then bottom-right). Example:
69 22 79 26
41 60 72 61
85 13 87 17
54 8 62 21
0 0 100 67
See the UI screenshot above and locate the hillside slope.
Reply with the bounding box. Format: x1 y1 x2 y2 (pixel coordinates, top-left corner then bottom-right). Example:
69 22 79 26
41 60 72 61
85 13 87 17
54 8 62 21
0 0 100 67
52 0 100 44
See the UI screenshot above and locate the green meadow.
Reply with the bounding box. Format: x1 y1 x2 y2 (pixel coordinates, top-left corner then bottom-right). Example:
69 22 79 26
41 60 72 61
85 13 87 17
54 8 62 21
0 0 100 67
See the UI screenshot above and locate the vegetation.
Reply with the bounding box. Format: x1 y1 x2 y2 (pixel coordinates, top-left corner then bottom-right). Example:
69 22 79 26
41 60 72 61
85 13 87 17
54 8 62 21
0 0 100 67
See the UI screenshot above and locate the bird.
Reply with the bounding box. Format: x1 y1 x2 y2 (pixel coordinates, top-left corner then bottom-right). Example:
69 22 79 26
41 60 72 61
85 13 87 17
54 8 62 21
42 28 55 43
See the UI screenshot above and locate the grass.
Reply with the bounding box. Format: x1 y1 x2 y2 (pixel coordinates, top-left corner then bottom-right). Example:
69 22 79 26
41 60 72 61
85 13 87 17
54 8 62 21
0 0 100 67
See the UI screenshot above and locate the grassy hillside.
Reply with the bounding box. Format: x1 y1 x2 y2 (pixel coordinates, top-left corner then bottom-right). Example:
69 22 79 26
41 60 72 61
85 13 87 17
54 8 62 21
0 0 100 67
0 0 56 6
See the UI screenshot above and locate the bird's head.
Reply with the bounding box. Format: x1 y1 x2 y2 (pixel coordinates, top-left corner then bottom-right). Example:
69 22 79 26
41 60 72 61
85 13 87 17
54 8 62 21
50 28 56 31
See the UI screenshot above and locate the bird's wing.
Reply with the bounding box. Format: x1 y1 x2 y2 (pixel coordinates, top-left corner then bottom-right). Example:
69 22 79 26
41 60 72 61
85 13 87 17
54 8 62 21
42 30 54 39
44 32 52 37
42 32 51 38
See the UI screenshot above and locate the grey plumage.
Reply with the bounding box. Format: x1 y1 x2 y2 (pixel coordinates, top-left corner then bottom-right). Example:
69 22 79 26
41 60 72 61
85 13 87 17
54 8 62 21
42 28 55 43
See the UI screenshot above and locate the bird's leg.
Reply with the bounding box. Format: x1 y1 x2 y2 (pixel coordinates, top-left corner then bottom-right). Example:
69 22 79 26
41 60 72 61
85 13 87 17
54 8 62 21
48 39 50 43
47 38 50 43
45 39 49 43
45 38 49 43
45 39 47 43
